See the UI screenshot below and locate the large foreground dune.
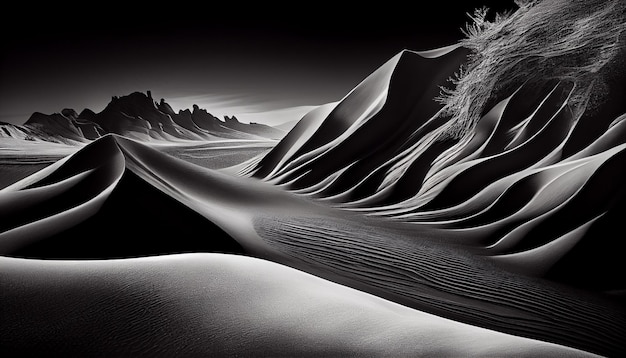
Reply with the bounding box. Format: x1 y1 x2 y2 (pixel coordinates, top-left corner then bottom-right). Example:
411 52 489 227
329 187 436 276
0 253 597 357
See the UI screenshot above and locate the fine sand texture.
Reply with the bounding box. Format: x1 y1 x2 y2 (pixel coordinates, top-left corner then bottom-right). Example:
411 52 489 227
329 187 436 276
0 253 599 357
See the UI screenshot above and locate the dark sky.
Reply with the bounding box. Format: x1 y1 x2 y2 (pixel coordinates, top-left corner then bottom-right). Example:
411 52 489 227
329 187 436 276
0 2 518 125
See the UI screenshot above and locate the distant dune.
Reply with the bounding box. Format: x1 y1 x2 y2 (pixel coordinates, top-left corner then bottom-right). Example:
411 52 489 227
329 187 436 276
273 119 300 132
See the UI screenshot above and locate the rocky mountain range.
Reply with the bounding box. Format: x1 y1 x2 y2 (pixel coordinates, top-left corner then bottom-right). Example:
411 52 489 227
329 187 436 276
0 91 285 144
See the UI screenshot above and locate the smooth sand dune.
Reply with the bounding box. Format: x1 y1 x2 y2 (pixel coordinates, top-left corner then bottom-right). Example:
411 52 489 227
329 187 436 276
252 102 337 179
0 143 75 189
491 216 602 277
0 136 245 259
154 140 276 170
0 253 599 357
249 47 470 194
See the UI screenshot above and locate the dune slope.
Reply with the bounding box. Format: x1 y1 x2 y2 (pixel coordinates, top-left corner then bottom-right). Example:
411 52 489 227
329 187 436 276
247 45 626 294
0 135 243 258
1 134 624 356
0 253 599 357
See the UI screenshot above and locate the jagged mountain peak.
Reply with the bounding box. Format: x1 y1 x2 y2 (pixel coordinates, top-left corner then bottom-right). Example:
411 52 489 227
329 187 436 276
4 90 286 143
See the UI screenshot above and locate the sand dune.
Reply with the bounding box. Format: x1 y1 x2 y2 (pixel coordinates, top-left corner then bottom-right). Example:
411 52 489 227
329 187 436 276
0 133 623 356
2 22 625 355
0 253 598 357
0 136 244 259
248 47 626 294
254 215 625 356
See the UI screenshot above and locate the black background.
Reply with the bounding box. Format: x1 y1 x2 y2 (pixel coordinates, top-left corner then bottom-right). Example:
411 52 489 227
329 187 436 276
0 1 518 124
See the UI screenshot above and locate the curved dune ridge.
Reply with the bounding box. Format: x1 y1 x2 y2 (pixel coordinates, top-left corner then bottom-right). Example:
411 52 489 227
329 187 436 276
248 47 626 291
1 43 626 355
1 134 624 355
0 135 245 258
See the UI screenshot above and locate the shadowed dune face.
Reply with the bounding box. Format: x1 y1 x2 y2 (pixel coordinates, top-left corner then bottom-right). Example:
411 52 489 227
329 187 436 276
0 136 243 259
248 44 626 293
1 134 623 356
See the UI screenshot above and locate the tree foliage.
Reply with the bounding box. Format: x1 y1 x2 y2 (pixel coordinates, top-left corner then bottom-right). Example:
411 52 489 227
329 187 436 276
438 0 626 138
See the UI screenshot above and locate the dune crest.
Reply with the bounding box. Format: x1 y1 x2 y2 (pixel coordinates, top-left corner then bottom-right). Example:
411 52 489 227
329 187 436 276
248 47 626 292
1 130 624 356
